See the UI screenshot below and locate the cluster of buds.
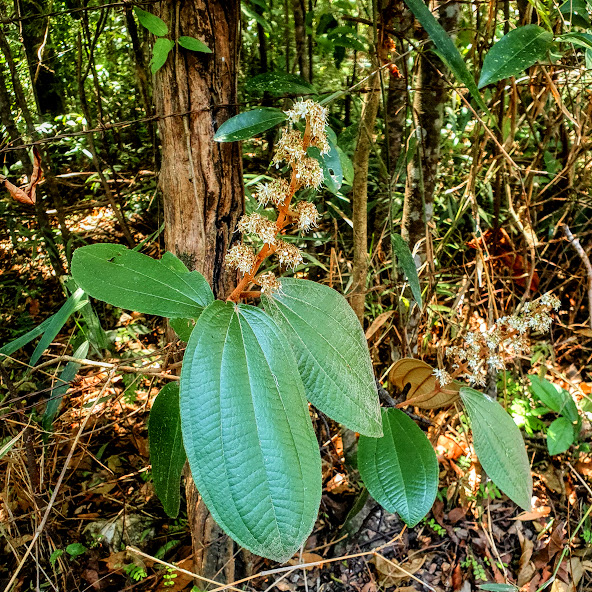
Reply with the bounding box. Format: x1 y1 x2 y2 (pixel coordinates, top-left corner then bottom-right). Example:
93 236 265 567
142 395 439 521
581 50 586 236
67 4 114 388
434 292 561 387
226 100 329 298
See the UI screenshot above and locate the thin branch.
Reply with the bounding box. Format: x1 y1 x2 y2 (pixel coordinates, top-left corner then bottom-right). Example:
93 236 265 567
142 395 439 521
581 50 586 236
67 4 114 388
562 224 592 330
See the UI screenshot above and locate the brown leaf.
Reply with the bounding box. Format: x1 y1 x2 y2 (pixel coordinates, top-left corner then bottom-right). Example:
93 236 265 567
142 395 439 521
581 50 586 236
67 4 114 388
517 538 535 587
448 507 466 524
452 563 463 591
512 506 551 521
288 552 324 569
390 358 460 409
533 522 567 569
365 311 394 340
1 147 43 205
372 554 426 588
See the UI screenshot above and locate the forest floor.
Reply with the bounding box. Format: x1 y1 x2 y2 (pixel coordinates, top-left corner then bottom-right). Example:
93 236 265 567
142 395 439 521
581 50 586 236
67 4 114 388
1 201 591 592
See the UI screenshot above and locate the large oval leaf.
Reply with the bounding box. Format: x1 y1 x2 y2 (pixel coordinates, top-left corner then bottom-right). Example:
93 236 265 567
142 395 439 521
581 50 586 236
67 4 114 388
358 408 438 527
478 25 553 88
134 7 168 36
148 383 187 518
180 301 321 562
546 417 575 456
262 278 382 437
529 375 579 423
71 244 213 318
246 72 315 96
460 387 532 510
213 108 287 142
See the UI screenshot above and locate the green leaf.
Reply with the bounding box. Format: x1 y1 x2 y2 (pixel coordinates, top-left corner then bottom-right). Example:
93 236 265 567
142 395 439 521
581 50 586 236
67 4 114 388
478 26 553 88
547 417 575 456
560 0 591 26
529 376 579 422
307 144 343 194
150 38 175 74
169 317 196 341
479 584 519 592
460 387 532 510
391 234 422 307
49 549 64 566
180 301 321 562
134 7 168 36
178 36 212 53
402 0 491 116
213 108 287 142
65 543 88 558
558 31 592 50
71 244 213 319
358 408 438 527
246 72 315 96
149 383 187 518
30 289 89 366
262 278 382 437
42 340 89 434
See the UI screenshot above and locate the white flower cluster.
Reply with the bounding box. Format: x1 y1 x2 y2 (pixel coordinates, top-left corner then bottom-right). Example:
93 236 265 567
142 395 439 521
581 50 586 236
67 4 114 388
226 243 256 273
256 178 290 207
294 201 320 232
226 100 328 291
285 99 330 154
275 240 303 270
432 368 453 387
444 292 561 386
255 271 281 294
237 213 278 245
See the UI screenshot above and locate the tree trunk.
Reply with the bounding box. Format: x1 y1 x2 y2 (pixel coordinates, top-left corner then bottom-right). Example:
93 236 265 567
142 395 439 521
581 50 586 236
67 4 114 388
402 1 459 256
292 0 309 80
154 0 244 582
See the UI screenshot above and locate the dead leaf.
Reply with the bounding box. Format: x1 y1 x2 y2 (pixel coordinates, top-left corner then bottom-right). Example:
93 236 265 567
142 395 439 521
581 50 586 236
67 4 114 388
512 506 551 521
390 358 460 409
156 556 194 591
448 507 466 524
372 553 426 588
533 522 567 569
288 552 324 569
436 435 466 460
451 563 463 590
102 551 126 571
325 473 353 494
517 538 535 587
365 311 394 340
0 147 43 205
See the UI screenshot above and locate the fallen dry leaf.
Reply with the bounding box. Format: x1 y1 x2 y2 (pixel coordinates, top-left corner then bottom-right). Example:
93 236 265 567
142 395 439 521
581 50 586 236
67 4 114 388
517 537 535 587
372 553 426 588
288 552 324 569
390 358 460 409
0 147 43 205
365 310 394 340
512 506 551 521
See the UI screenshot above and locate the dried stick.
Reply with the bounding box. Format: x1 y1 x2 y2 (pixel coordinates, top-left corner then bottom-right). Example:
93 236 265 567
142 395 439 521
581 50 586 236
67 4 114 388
562 224 592 329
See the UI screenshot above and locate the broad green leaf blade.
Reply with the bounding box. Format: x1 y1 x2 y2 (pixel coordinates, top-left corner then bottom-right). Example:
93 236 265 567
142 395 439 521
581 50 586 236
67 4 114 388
391 234 422 307
262 278 382 437
213 108 287 142
71 244 213 318
42 340 89 433
178 36 212 53
307 144 343 194
246 72 315 96
560 0 591 26
134 7 168 36
529 376 579 421
402 0 490 116
150 38 175 74
149 383 187 518
478 26 553 88
160 251 190 273
169 317 196 341
546 417 575 456
479 584 519 592
31 289 89 366
180 301 321 561
358 408 438 527
460 387 532 510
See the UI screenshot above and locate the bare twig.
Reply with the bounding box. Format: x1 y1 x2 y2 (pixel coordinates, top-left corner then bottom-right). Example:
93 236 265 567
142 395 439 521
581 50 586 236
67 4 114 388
562 224 592 329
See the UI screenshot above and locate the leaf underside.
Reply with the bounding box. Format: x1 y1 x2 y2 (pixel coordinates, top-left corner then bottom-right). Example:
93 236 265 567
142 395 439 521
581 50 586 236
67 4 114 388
263 278 382 437
358 408 438 527
180 301 321 562
213 108 288 142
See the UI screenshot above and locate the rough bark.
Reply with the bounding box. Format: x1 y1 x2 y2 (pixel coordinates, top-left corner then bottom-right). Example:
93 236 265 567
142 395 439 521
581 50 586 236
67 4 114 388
154 0 243 582
401 1 459 256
